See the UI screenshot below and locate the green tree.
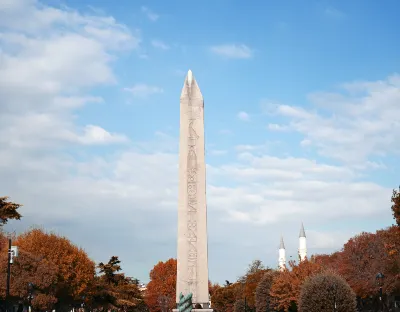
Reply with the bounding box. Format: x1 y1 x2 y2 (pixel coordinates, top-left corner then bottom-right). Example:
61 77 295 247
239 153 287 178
0 196 22 225
392 186 400 226
90 256 145 312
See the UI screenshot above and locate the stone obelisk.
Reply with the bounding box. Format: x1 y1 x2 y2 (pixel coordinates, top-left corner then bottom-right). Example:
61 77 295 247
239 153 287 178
175 70 211 310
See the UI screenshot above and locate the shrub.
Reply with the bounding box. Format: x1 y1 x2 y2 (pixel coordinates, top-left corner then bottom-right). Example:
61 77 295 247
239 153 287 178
298 271 356 312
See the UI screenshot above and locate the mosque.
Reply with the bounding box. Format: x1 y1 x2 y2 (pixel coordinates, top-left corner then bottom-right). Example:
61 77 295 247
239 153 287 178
278 223 307 271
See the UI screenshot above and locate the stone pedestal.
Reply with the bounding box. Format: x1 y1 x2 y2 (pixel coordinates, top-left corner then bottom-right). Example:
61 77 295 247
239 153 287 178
172 309 214 312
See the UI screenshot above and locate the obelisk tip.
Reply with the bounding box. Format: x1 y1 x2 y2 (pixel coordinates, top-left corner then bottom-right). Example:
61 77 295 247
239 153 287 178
187 69 193 85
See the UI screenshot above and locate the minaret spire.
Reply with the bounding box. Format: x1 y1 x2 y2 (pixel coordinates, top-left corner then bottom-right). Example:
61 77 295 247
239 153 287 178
278 235 286 271
298 222 307 262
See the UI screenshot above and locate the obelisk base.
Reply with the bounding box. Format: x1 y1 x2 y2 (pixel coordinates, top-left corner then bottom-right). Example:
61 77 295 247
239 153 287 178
173 309 213 312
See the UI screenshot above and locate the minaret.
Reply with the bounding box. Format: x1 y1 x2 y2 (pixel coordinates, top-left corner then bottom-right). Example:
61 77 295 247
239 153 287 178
278 235 286 271
175 70 211 310
298 223 307 262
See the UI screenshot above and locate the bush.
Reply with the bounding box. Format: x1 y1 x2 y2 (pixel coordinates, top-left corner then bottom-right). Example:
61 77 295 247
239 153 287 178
298 271 356 312
255 271 276 312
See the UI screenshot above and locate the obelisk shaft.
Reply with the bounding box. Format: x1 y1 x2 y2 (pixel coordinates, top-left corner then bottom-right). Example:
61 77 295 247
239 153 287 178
176 70 210 308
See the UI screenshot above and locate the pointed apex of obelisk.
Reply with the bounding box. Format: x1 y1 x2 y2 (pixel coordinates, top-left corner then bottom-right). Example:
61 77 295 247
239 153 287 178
187 69 193 85
181 69 203 101
299 222 306 238
280 235 285 249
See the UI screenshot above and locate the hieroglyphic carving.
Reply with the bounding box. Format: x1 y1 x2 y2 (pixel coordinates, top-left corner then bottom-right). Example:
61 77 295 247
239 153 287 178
186 87 201 303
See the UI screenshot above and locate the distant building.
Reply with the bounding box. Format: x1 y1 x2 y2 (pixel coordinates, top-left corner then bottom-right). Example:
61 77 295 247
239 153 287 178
139 283 147 293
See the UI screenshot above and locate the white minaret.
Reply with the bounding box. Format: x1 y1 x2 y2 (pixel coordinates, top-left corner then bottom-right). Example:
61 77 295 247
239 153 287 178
298 222 307 262
278 235 286 271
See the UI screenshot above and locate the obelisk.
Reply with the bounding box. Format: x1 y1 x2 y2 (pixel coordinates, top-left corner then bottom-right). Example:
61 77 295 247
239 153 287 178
175 70 211 310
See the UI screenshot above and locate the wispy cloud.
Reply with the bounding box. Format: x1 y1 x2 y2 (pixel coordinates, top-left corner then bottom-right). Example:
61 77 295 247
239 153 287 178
267 123 289 132
123 84 163 97
325 7 345 19
141 6 159 22
237 111 250 121
151 39 169 50
210 44 253 59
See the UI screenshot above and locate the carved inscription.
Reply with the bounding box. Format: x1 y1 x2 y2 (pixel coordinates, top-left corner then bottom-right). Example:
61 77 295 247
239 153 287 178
186 90 200 302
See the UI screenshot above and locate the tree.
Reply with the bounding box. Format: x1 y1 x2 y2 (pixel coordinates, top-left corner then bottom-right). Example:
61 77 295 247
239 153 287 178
145 259 177 312
255 271 277 312
392 187 400 226
312 252 342 270
209 281 220 298
269 260 323 311
89 257 145 312
0 249 58 308
15 228 96 310
298 271 356 312
234 298 245 312
98 256 122 285
338 231 386 297
212 283 240 312
0 196 22 225
238 260 269 309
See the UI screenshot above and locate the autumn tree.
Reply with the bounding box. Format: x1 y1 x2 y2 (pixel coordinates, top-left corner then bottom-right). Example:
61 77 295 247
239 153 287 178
0 249 58 308
298 271 356 312
392 187 400 226
234 298 245 312
269 260 323 311
145 259 177 312
15 228 96 310
312 252 342 270
237 260 270 310
338 231 386 297
212 283 240 312
208 281 220 297
255 271 277 312
0 196 22 226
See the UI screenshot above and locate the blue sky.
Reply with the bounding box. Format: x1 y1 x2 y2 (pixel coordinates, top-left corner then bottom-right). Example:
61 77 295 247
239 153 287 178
0 0 399 285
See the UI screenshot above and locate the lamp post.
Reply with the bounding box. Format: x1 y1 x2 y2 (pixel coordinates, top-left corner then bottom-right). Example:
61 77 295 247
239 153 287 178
27 283 34 312
81 295 85 312
328 282 337 312
240 280 247 312
376 273 385 312
266 296 270 312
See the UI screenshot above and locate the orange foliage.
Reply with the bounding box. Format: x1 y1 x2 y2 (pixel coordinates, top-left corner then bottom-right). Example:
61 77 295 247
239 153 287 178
339 227 400 297
241 269 269 309
0 250 58 300
270 260 323 311
145 258 177 312
209 281 220 297
212 283 240 312
15 228 95 301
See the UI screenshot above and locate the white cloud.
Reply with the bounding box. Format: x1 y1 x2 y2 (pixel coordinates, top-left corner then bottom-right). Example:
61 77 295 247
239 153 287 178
77 125 129 145
269 74 400 164
267 123 288 131
237 111 250 121
151 39 169 50
123 84 164 98
141 6 159 22
210 44 253 59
